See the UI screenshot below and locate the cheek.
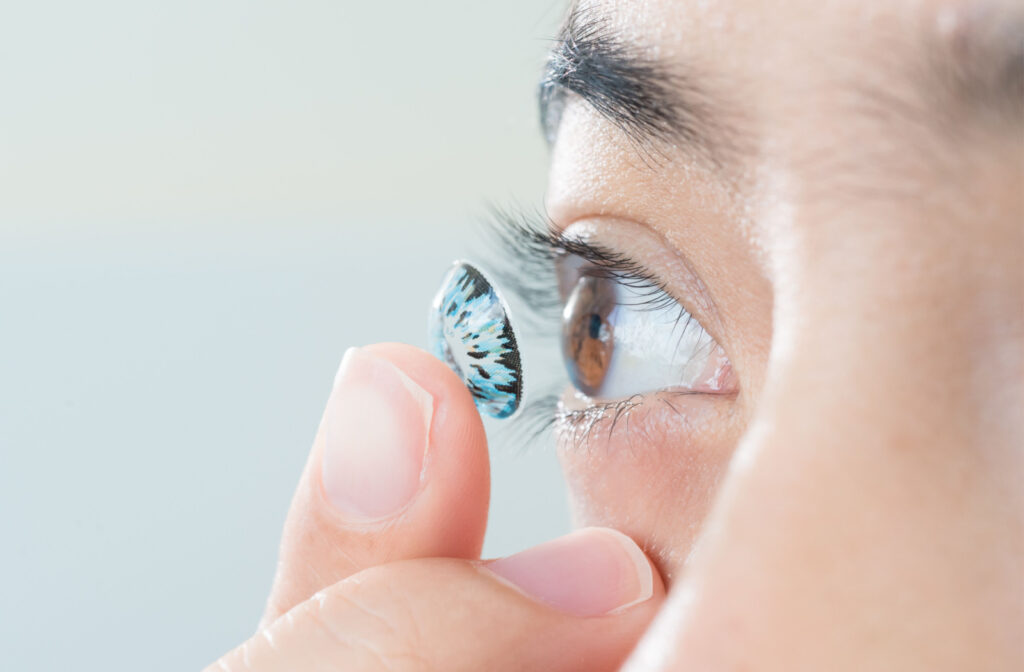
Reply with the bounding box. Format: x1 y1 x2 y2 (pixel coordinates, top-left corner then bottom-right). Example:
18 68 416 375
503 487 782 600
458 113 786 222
555 396 743 583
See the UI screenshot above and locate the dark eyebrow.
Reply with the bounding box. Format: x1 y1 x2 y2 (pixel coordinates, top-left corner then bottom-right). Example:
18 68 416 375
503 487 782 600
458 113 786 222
538 8 729 165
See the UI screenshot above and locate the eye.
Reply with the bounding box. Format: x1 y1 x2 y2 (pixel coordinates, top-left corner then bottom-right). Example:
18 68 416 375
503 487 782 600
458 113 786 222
561 266 733 399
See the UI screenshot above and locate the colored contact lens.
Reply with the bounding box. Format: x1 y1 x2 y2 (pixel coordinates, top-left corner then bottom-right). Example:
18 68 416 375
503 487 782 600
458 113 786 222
428 261 523 419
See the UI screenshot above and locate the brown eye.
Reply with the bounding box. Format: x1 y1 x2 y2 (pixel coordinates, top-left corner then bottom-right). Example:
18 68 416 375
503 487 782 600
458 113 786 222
562 275 617 396
558 263 733 400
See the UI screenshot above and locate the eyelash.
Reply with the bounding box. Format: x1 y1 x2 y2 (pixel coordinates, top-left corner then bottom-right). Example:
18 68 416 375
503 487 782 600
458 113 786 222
485 206 686 320
484 206 698 448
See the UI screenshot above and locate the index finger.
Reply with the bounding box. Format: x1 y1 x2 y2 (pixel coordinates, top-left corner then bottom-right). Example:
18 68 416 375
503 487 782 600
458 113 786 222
262 343 490 625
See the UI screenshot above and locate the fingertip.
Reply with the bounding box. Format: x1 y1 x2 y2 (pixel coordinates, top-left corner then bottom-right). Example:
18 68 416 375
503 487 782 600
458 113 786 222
263 343 491 623
357 341 490 505
358 342 479 410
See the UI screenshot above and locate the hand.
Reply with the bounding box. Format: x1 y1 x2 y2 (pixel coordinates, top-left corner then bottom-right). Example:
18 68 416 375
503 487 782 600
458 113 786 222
207 344 665 672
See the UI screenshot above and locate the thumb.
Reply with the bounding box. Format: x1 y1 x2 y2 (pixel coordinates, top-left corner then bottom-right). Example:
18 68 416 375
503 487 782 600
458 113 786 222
209 527 666 672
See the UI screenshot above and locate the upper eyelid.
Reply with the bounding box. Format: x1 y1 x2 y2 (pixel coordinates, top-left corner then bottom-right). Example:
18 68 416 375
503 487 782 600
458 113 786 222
492 210 677 313
543 219 722 330
486 207 726 349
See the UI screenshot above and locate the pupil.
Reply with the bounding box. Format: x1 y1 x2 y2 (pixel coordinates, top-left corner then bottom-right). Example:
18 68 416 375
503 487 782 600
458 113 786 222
588 313 603 338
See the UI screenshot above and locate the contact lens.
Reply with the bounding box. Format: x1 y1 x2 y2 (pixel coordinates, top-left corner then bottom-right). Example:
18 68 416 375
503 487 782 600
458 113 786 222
428 261 523 419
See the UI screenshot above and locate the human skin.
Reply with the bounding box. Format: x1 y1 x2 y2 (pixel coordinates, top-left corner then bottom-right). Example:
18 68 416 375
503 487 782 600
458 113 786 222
209 0 1022 670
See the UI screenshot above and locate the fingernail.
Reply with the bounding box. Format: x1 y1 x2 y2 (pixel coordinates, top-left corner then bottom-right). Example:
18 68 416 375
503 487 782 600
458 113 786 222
321 347 433 521
486 528 654 617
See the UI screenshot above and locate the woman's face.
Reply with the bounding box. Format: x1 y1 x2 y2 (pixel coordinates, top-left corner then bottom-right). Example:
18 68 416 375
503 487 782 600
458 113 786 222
544 0 1021 657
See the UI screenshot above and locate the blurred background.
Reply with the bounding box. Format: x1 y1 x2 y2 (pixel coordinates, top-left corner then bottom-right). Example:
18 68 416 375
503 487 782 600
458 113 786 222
0 1 569 668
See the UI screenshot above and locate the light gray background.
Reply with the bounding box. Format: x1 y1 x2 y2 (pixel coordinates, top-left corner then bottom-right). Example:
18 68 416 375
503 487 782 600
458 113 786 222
0 2 570 669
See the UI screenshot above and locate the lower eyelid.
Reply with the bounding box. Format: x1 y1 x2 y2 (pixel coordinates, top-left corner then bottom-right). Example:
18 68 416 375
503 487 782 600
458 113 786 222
555 385 742 458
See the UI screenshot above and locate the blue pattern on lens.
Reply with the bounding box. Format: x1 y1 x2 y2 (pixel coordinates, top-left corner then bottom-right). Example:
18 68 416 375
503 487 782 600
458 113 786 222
428 262 522 419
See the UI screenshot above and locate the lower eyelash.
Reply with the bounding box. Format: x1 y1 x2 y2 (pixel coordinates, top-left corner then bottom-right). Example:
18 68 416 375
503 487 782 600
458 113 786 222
503 390 647 452
556 395 646 450
554 391 705 451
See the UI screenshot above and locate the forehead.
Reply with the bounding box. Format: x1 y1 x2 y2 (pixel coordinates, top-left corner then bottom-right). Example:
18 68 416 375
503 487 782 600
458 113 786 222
595 0 986 64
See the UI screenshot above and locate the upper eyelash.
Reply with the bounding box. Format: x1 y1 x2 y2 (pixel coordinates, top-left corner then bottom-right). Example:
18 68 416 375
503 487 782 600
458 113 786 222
485 206 683 327
487 207 704 358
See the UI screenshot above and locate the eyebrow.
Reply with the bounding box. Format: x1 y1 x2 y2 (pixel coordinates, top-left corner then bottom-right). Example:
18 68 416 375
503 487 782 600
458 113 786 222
539 5 1022 164
538 8 731 165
